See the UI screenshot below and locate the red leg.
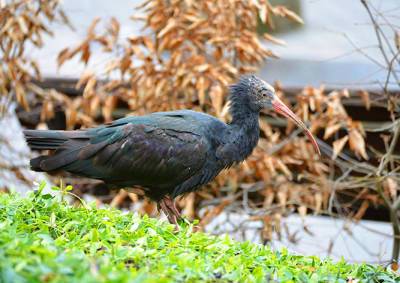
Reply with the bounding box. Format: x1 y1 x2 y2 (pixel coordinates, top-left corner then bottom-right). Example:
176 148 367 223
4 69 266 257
158 196 182 230
163 196 181 219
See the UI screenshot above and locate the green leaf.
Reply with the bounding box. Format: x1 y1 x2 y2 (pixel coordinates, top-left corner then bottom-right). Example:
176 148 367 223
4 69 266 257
0 186 398 283
65 185 73 192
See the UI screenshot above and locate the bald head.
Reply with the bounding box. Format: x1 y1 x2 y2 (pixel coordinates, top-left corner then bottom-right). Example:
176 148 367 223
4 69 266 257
230 75 321 155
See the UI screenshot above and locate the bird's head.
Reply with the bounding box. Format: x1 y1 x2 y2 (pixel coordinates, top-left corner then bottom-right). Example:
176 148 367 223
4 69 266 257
233 75 321 155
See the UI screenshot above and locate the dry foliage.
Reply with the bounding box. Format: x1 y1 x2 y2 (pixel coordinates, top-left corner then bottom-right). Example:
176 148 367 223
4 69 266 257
48 1 399 241
0 0 71 115
51 0 398 245
54 0 304 127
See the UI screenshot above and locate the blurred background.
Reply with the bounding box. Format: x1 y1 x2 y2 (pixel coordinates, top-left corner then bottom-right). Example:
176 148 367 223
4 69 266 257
1 0 399 266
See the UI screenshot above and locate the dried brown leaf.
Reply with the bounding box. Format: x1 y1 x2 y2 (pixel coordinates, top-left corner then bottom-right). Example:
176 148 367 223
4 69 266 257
348 129 368 159
272 6 304 24
314 192 322 214
354 200 369 221
263 33 286 46
259 4 268 24
120 55 131 74
40 100 55 121
276 159 292 180
81 42 91 65
383 177 398 200
17 16 28 34
57 47 70 68
298 205 307 218
87 17 100 38
76 72 94 89
15 81 29 110
109 17 120 38
83 76 97 98
158 19 176 38
323 123 341 140
65 107 77 130
277 190 287 206
209 84 224 115
103 95 117 122
196 76 206 105
332 135 348 160
359 90 370 110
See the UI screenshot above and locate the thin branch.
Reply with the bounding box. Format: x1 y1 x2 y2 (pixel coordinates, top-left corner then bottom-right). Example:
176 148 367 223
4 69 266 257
342 32 386 69
393 196 400 211
360 0 400 86
369 3 400 60
384 51 400 94
377 119 400 175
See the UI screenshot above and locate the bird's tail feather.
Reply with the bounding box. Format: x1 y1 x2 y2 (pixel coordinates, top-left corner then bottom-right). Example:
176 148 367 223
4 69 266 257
30 156 48 172
24 129 68 150
24 129 92 172
24 130 89 149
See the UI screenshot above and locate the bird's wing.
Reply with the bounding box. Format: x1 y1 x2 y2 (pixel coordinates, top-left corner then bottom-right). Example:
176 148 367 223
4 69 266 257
42 116 211 194
101 109 226 136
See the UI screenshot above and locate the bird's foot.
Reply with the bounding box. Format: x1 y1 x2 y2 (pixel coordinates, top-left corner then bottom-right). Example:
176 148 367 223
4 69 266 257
158 196 183 231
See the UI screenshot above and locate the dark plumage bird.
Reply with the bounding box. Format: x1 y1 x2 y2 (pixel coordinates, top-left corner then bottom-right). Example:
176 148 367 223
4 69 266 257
24 75 320 225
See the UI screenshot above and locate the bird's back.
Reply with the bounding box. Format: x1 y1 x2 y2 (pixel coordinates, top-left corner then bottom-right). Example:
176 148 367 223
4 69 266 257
107 110 227 136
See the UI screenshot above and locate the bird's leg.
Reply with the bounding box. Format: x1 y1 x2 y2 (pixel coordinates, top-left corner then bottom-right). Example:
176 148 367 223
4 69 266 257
158 196 182 229
158 200 177 225
163 196 181 220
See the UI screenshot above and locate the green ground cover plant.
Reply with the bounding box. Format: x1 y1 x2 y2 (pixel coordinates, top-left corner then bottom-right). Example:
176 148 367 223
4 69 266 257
0 184 398 283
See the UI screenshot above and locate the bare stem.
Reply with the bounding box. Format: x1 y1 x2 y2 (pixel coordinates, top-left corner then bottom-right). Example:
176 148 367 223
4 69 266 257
360 0 400 86
390 206 400 262
377 120 400 175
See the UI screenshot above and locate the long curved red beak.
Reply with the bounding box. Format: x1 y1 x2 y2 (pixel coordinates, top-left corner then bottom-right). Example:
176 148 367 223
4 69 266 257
272 97 321 156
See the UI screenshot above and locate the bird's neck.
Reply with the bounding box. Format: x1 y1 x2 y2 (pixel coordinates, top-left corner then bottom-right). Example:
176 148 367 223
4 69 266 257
229 111 260 161
220 88 260 166
229 81 261 127
229 94 259 128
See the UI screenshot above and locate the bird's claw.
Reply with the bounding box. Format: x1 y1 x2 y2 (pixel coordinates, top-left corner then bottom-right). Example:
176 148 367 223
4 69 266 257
158 196 183 231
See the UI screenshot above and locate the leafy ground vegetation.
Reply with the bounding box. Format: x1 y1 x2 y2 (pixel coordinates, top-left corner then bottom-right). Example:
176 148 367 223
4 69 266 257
0 185 398 283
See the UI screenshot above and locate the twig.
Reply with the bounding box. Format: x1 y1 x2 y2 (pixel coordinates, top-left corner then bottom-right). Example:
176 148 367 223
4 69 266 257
393 196 400 211
390 204 400 262
376 181 400 263
377 119 400 175
369 4 400 61
360 0 400 86
267 128 303 155
383 51 400 95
